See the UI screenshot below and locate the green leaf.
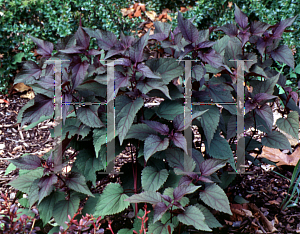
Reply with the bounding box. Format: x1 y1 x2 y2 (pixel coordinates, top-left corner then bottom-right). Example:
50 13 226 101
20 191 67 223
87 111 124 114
177 205 211 231
205 132 236 171
53 196 80 229
19 198 30 208
219 171 236 189
199 183 232 215
95 183 130 216
213 35 230 55
76 104 104 128
144 135 169 162
65 172 94 197
276 111 299 140
12 52 25 65
17 99 35 124
59 117 91 140
261 131 292 151
28 179 39 207
82 194 100 217
165 148 196 174
93 128 106 158
118 228 135 234
124 123 157 141
194 105 220 147
148 221 174 234
251 73 280 95
156 99 184 121
124 191 162 205
5 163 16 175
38 191 65 226
194 204 222 228
234 195 249 204
23 115 53 130
115 96 144 145
142 166 168 191
8 168 43 193
146 58 184 85
137 79 171 99
73 149 105 186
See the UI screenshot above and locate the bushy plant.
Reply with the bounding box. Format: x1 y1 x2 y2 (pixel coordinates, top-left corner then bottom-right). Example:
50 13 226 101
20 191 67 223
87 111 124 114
5 5 298 233
0 0 143 95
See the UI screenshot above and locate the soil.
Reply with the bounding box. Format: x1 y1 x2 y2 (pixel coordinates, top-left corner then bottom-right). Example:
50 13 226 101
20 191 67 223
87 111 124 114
1 92 300 234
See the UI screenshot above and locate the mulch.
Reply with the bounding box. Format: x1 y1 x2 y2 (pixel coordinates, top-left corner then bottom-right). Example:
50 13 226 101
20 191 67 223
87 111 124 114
1 92 300 234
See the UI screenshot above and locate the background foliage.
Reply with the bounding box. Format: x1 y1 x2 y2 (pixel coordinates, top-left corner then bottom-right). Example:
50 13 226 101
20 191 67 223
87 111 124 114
0 0 299 94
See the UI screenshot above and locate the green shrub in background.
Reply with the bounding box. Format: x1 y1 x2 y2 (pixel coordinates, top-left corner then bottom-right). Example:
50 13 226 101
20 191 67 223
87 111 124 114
0 0 299 95
178 0 300 73
0 0 144 94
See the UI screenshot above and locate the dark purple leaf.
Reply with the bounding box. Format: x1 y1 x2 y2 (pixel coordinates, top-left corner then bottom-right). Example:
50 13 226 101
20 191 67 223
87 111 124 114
129 30 150 63
173 110 207 132
238 30 251 47
234 4 248 29
120 32 135 49
173 185 201 201
104 44 125 59
114 71 130 96
173 201 185 210
8 155 41 170
87 49 102 56
21 94 54 127
198 176 214 183
14 61 42 85
270 45 295 69
250 21 270 36
178 175 193 186
114 58 132 67
256 37 273 57
253 93 277 103
171 132 188 154
28 35 53 57
142 120 169 135
215 24 238 37
291 92 298 104
272 15 297 39
199 159 227 176
65 172 93 196
150 21 172 41
71 60 89 90
38 174 58 204
177 12 199 43
198 49 223 68
153 202 169 223
255 104 273 132
75 26 90 49
197 41 215 48
59 46 86 54
137 63 161 78
245 99 257 114
160 195 172 203
83 27 117 50
144 135 169 162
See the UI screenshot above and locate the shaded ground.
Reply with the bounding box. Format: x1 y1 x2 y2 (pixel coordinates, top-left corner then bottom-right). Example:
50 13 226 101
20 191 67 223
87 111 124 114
1 92 300 233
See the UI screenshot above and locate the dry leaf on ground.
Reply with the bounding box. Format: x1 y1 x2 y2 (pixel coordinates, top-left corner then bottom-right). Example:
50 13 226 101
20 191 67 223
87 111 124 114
258 146 300 166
